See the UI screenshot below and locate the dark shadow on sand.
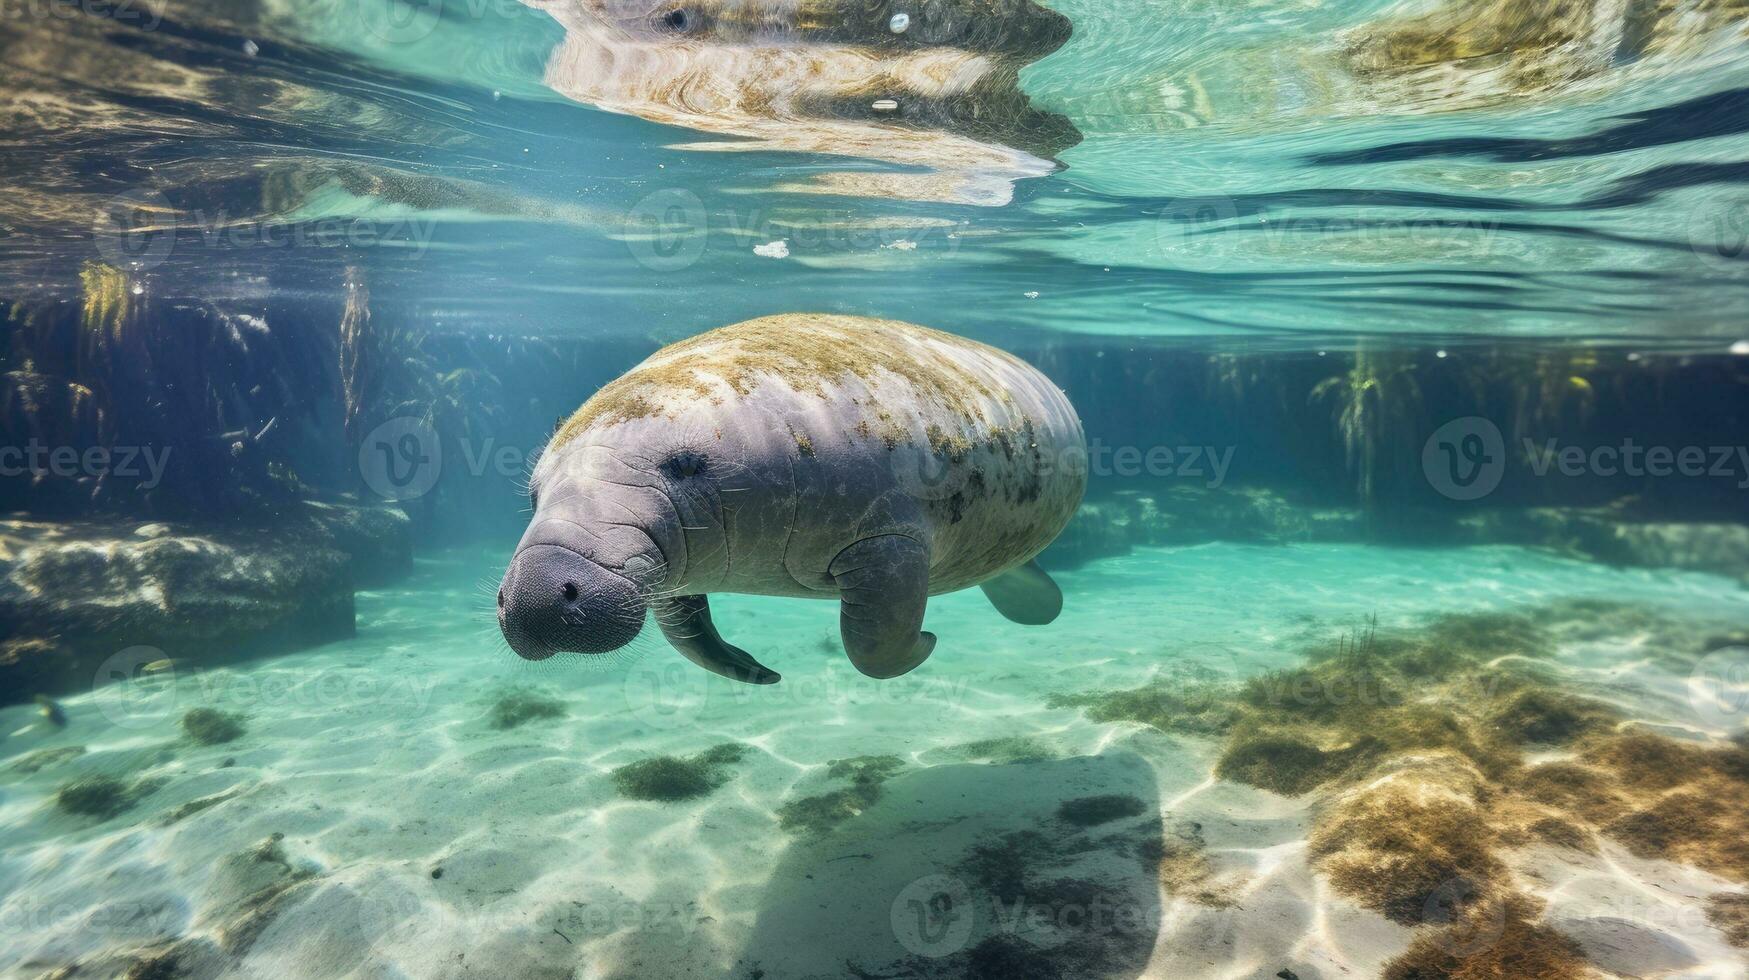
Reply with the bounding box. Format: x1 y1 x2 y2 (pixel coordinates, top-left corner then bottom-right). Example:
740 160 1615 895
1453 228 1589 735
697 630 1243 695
732 750 1164 979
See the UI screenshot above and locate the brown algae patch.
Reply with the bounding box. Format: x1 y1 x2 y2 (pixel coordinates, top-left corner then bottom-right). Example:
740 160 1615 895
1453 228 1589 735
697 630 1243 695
1056 794 1146 828
55 773 165 820
487 689 566 730
776 754 905 835
1307 758 1506 925
1381 892 1592 980
954 736 1058 764
548 315 1019 446
611 743 748 802
1140 823 1244 909
182 708 246 745
1343 0 1749 105
1707 893 1749 948
7 745 85 774
1048 602 1749 973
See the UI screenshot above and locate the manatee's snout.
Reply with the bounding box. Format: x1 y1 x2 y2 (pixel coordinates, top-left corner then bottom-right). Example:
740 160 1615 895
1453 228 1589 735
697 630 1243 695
497 545 645 660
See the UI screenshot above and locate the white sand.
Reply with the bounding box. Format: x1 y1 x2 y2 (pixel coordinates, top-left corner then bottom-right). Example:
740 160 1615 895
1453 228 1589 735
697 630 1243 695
1 543 1746 978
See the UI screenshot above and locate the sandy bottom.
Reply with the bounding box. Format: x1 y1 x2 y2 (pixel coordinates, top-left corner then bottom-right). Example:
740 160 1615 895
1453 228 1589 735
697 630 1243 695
2 542 1746 979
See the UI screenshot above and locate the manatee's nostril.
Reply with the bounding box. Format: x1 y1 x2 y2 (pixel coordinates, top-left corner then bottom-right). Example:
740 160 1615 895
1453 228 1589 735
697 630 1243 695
561 581 579 602
497 589 506 609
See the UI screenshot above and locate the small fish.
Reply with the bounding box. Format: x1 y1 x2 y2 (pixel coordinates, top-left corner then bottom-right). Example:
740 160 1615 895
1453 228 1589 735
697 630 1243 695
34 695 67 727
141 659 177 675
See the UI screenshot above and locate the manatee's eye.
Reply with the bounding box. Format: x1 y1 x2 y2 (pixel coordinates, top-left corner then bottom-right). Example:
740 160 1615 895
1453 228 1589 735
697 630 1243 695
662 450 707 479
661 7 689 31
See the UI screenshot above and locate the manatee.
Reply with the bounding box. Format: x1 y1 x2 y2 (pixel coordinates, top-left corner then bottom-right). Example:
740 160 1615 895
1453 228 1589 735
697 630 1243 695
497 314 1086 682
523 0 1079 204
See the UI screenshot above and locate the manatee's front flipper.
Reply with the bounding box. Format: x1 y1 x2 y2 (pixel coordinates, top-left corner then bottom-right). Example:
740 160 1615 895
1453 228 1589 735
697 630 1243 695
979 560 1063 626
829 535 936 679
651 594 780 685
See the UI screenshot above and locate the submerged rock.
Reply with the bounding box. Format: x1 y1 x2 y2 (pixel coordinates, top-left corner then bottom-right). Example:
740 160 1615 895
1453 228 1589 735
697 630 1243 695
1042 485 1749 584
0 501 411 707
1041 486 1365 568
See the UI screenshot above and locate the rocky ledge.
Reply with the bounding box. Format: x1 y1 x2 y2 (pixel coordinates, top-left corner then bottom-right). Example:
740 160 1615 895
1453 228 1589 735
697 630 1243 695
1041 487 1366 569
1042 486 1749 586
0 502 411 706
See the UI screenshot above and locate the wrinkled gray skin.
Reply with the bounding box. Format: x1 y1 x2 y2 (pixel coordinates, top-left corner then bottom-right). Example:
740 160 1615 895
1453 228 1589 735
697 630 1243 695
497 315 1085 682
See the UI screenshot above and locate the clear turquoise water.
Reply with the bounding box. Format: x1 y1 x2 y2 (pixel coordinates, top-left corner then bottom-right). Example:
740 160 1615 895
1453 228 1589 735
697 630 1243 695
5 2 1749 977
4 544 1747 974
7 0 1749 344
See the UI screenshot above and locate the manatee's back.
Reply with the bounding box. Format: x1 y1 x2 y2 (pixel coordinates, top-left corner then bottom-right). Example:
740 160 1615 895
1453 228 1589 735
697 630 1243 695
551 314 1084 596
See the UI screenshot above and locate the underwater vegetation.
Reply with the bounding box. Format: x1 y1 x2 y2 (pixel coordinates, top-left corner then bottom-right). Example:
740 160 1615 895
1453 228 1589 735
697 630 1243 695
161 788 243 826
1708 893 1749 949
776 755 908 835
7 745 85 775
1139 822 1239 909
954 735 1059 763
181 708 246 745
611 743 748 802
486 689 566 730
54 773 164 820
1344 0 1749 108
1051 599 1749 974
1055 794 1145 827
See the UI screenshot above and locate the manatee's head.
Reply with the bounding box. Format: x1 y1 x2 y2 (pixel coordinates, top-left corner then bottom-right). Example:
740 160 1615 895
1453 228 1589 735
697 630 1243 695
496 445 671 661
497 544 646 660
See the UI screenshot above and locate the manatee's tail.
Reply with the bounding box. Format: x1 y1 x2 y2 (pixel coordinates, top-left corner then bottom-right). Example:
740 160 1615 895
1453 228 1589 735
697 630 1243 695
980 560 1064 626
